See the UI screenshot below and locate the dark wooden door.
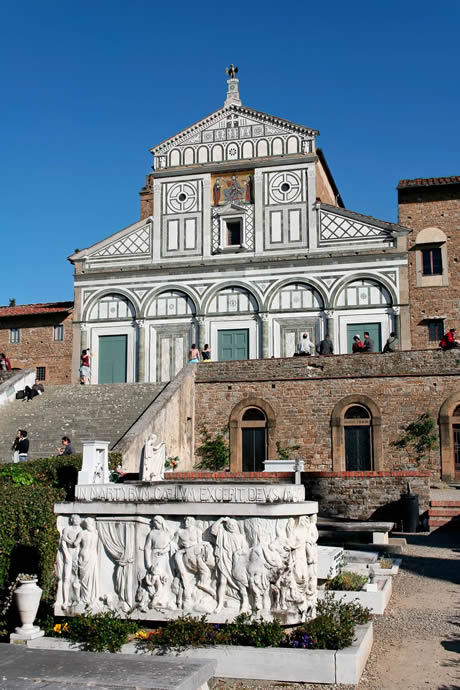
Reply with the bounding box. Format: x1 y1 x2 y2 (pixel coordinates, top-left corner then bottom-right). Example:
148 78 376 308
242 427 266 472
345 426 372 471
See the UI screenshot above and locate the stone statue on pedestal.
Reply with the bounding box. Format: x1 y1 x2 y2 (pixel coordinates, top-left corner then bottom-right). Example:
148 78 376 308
142 434 165 482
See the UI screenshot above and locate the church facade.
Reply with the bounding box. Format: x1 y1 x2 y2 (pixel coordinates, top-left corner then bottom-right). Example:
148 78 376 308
70 70 411 384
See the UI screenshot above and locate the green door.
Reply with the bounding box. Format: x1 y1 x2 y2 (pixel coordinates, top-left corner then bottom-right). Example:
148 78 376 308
218 329 249 361
347 323 381 353
98 335 127 383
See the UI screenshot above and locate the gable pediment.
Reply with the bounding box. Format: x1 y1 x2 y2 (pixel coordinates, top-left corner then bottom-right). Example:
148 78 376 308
152 104 318 156
70 218 153 265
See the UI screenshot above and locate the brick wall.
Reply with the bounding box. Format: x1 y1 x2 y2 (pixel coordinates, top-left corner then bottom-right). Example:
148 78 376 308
139 174 153 220
0 312 73 384
194 352 460 478
399 183 460 348
302 471 430 521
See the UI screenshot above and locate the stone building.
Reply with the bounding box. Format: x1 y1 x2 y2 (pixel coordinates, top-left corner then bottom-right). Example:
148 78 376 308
0 301 73 384
69 70 411 384
398 175 460 348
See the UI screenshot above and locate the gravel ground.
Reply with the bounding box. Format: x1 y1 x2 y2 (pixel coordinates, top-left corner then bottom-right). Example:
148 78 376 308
213 525 460 690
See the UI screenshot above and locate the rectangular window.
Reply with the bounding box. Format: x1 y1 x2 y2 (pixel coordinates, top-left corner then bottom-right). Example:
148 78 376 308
226 219 242 246
422 248 442 276
9 328 20 344
428 320 444 342
54 325 64 341
36 366 46 381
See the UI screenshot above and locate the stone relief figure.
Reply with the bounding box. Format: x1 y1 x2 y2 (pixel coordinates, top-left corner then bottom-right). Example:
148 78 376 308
283 515 317 618
211 517 250 613
139 516 174 610
56 514 81 609
305 514 318 595
142 433 165 482
98 521 135 612
173 517 215 608
75 517 99 607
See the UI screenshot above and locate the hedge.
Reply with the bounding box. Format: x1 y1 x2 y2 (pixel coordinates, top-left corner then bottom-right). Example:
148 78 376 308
0 452 122 601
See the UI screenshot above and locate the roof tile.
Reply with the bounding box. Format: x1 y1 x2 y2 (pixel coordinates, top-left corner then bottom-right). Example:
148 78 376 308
0 301 73 318
397 175 460 189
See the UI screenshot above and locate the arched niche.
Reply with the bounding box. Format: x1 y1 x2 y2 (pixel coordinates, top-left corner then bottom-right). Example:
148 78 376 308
169 149 181 167
197 146 208 164
212 145 223 162
287 136 299 154
257 140 268 157
272 138 283 155
335 279 393 308
242 141 253 159
270 282 324 311
184 147 194 165
206 286 259 315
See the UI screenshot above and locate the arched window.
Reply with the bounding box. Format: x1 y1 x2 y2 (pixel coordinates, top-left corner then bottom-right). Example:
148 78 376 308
344 405 372 471
413 227 448 288
331 395 383 472
440 395 460 481
229 398 276 472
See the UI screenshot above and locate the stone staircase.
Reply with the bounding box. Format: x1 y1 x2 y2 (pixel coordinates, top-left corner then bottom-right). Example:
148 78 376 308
0 383 166 462
428 485 460 528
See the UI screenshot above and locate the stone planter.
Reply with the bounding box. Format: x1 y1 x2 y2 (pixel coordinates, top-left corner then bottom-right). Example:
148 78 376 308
11 578 44 641
318 576 392 615
27 624 373 685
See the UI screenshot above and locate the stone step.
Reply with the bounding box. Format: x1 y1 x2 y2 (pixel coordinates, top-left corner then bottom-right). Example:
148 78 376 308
429 516 460 528
428 506 460 517
430 499 460 507
0 383 166 461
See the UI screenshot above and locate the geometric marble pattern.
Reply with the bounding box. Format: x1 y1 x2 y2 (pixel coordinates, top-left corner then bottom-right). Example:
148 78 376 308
92 227 151 257
320 211 387 244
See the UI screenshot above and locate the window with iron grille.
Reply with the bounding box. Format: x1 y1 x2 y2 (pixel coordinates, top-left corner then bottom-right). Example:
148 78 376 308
9 328 20 344
36 367 46 381
54 324 64 341
427 320 444 342
422 248 442 275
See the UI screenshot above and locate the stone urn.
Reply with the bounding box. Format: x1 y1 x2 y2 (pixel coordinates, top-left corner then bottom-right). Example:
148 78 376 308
14 577 42 635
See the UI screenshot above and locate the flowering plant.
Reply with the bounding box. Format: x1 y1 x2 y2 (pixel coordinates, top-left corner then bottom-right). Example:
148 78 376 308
53 622 69 635
165 456 180 470
110 466 125 483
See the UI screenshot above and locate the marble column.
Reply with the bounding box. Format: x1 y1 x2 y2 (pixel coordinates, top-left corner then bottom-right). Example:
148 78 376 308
137 320 145 383
325 310 334 343
392 306 401 341
80 324 88 352
260 313 270 358
197 316 206 354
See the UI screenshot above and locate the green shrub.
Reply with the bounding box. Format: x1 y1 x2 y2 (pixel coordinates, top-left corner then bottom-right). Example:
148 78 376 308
194 424 229 471
63 610 138 653
286 593 371 650
139 613 285 651
325 571 368 591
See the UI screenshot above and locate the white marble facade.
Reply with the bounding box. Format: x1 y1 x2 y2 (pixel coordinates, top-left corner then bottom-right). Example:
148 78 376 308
55 484 318 624
70 72 410 383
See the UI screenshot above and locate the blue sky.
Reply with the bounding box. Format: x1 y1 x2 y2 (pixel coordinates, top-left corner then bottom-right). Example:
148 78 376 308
1 0 459 305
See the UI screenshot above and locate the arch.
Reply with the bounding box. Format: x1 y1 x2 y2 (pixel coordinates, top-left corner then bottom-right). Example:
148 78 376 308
272 137 283 156
226 142 240 160
143 285 200 317
439 392 460 481
287 136 299 154
212 144 223 162
183 147 194 165
256 139 269 157
331 274 397 309
268 281 325 312
147 289 197 318
265 278 327 312
169 149 181 167
242 141 253 159
229 397 277 471
202 281 262 314
197 146 208 164
331 394 383 471
83 289 140 321
415 226 447 245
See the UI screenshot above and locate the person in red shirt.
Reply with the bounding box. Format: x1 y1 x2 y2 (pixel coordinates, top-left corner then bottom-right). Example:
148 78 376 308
352 335 364 353
0 353 11 370
440 328 460 350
